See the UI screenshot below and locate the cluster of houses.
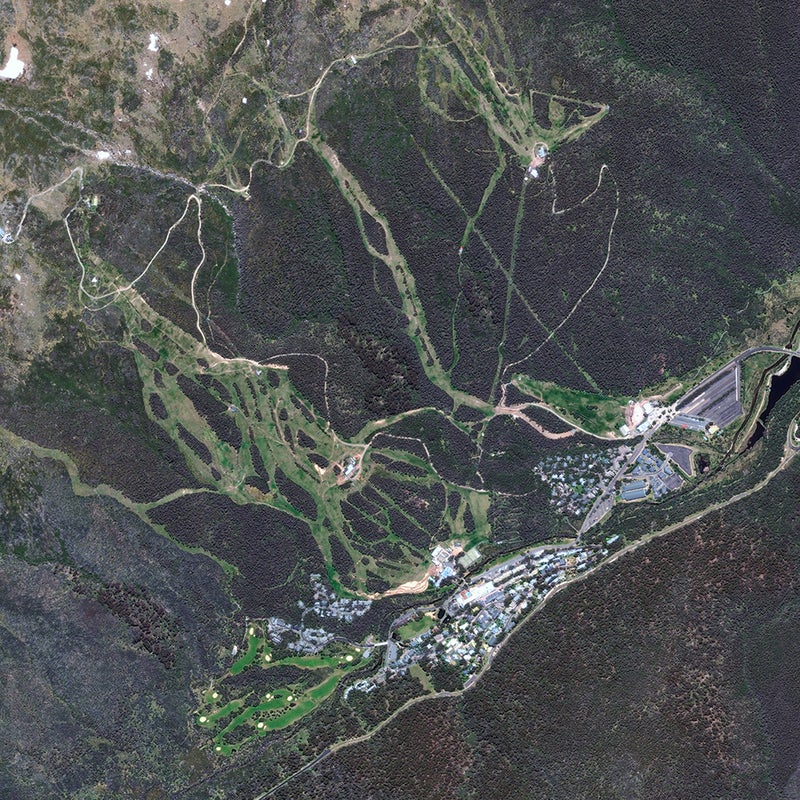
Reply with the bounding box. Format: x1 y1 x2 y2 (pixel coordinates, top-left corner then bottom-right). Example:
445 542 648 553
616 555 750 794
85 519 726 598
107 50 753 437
267 617 335 655
265 575 373 656
302 574 372 621
618 447 683 502
533 447 620 515
351 544 608 693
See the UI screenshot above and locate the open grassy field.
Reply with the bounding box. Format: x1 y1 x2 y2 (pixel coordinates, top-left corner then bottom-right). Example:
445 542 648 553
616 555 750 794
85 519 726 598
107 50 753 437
397 614 437 641
512 375 626 435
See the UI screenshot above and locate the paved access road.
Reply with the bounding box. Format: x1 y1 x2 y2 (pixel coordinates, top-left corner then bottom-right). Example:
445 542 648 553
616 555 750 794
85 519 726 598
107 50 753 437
579 344 800 535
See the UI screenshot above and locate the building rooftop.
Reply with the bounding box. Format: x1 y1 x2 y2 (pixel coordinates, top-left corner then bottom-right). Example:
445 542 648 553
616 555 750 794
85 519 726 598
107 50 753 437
623 479 647 490
621 486 648 501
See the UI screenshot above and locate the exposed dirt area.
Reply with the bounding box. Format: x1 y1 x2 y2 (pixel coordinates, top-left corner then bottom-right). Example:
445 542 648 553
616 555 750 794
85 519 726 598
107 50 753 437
493 404 576 439
376 564 435 598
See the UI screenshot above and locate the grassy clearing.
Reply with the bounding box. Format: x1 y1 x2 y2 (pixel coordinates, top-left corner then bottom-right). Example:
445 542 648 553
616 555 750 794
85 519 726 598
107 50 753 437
230 627 270 674
512 375 625 435
409 662 435 693
397 614 436 640
741 352 785 405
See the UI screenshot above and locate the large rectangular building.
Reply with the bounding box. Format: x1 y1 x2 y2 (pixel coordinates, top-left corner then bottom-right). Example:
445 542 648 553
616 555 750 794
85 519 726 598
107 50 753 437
455 580 497 608
669 413 707 432
621 485 649 502
623 479 647 491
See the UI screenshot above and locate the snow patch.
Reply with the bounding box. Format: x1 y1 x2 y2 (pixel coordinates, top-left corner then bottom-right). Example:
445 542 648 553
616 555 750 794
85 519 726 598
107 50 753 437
95 151 111 161
0 45 25 80
145 68 153 81
148 34 159 52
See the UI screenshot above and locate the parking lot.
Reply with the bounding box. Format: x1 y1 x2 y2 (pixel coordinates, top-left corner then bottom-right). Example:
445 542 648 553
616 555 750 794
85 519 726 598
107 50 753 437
675 364 742 428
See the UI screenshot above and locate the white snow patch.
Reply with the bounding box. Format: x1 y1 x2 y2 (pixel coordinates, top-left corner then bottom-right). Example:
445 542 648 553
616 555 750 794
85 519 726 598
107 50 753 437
0 45 25 80
95 151 111 161
242 96 247 104
224 0 231 5
148 34 159 52
14 273 21 281
145 68 153 81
